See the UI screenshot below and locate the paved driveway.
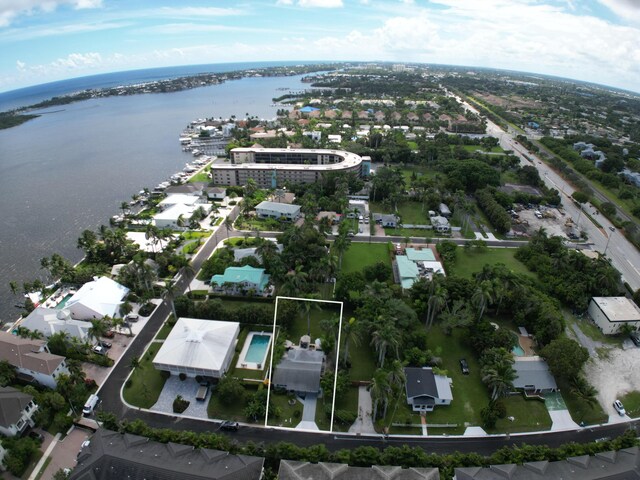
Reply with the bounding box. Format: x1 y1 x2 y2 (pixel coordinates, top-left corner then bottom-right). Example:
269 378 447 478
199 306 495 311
38 428 90 480
151 376 209 419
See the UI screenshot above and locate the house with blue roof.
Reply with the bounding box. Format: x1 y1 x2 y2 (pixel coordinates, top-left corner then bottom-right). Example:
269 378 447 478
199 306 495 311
396 249 445 290
299 106 320 114
211 265 271 295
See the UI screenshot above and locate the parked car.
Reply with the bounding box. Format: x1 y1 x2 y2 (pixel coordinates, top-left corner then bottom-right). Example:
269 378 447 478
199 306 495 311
92 345 106 356
126 313 139 323
103 330 115 338
613 399 626 416
630 332 640 347
459 358 470 375
97 340 112 349
27 430 44 442
220 421 239 432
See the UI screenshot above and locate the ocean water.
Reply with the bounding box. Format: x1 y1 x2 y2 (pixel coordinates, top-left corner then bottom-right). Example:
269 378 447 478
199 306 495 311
0 68 309 323
0 61 314 112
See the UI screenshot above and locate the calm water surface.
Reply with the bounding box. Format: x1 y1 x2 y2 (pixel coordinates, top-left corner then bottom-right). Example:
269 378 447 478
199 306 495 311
0 74 307 322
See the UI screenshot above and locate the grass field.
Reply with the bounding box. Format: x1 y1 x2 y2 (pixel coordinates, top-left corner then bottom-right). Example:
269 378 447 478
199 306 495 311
122 343 166 408
619 391 640 418
489 395 551 433
370 200 428 225
557 377 608 425
268 391 304 427
155 321 174 340
347 333 378 382
208 384 258 421
461 145 504 154
448 247 531 279
341 242 391 274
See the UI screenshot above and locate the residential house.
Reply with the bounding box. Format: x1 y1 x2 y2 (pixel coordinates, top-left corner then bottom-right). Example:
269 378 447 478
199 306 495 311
454 447 640 479
18 307 91 342
439 203 452 218
404 367 453 412
373 213 399 228
588 297 640 335
347 200 369 218
396 256 421 290
327 134 342 143
164 183 205 197
65 276 129 321
430 216 450 233
204 187 226 201
0 387 38 437
0 332 68 389
273 347 324 394
211 265 271 294
153 318 239 379
70 429 264 480
512 357 558 394
279 460 440 479
255 201 301 221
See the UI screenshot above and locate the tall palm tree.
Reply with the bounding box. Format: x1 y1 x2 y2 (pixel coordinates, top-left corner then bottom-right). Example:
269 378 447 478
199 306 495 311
301 294 321 336
370 323 401 368
341 317 362 364
223 216 234 239
180 264 196 293
570 375 599 408
472 279 494 320
369 369 392 421
163 279 181 321
481 359 516 401
280 265 309 297
426 284 447 329
88 319 108 344
386 360 407 427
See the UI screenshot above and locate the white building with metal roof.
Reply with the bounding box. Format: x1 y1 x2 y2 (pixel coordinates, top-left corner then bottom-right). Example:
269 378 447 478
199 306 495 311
588 297 640 335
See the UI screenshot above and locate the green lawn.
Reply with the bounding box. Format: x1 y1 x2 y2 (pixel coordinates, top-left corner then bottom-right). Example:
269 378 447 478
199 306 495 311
122 343 166 408
208 384 257 421
448 247 531 279
385 228 439 238
370 200 428 225
462 145 504 154
563 310 622 346
155 321 174 340
341 242 391 274
188 172 210 183
400 166 438 186
312 385 359 432
488 395 551 433
285 304 341 341
267 391 303 427
557 377 608 425
619 391 640 418
347 333 377 382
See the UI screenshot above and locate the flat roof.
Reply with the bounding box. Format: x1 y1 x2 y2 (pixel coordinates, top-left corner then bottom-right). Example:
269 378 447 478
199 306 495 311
406 248 436 262
256 201 301 214
592 297 640 322
213 148 363 172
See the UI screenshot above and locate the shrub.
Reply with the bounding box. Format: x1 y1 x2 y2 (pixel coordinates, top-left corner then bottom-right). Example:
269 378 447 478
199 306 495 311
125 379 132 388
173 395 190 414
179 373 187 381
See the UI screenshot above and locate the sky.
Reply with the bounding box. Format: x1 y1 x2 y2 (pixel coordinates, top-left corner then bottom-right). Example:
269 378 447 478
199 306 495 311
1 0 640 94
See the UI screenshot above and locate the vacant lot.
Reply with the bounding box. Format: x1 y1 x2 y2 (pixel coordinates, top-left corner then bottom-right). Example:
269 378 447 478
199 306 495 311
341 242 391 274
448 247 530 279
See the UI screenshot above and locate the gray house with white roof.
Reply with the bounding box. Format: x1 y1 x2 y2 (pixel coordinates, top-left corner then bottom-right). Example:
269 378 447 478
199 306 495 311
255 201 301 221
273 348 324 394
512 357 557 394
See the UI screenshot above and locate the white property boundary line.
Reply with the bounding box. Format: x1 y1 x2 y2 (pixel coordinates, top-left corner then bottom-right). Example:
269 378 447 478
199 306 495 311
265 296 344 433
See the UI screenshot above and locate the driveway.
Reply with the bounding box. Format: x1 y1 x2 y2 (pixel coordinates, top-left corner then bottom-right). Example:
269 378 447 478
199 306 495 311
348 386 376 434
151 376 209 419
37 427 90 480
567 322 603 357
295 393 319 431
82 333 132 386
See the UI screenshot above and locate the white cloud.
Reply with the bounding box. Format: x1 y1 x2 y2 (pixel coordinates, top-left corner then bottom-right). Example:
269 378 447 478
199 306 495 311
0 0 102 27
277 0 343 7
141 23 276 35
16 60 25 71
155 7 244 17
0 21 131 42
598 0 640 23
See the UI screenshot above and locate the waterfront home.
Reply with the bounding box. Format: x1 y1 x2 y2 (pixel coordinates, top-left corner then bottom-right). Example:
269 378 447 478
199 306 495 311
18 307 91 342
0 331 69 389
152 318 239 379
211 265 271 295
66 276 129 320
0 386 38 437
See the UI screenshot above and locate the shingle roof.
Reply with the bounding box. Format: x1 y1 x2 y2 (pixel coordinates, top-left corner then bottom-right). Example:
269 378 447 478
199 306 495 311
513 358 557 391
404 367 453 402
454 447 640 479
0 386 34 429
70 429 264 480
279 461 440 480
273 348 323 393
0 331 65 375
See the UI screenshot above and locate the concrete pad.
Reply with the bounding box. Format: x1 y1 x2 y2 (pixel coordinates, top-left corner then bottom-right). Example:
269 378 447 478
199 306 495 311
151 376 209 419
549 410 580 431
348 386 376 434
38 427 90 480
464 426 488 436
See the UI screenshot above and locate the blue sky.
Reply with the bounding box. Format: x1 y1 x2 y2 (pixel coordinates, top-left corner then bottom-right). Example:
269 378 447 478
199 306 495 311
1 0 639 93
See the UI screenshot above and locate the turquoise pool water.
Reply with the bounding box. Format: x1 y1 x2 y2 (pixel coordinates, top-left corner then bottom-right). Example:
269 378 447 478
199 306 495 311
55 294 73 310
512 345 525 356
245 334 271 363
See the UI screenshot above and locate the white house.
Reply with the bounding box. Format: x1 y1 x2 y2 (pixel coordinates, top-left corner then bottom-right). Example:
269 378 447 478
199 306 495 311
0 332 69 389
153 318 240 379
430 215 450 233
255 201 301 221
158 193 202 209
153 202 213 229
404 367 453 412
588 297 640 335
66 276 129 321
0 387 38 437
18 307 91 342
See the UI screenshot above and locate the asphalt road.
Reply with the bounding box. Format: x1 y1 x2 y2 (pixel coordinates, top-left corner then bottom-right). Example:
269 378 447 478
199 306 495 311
450 91 640 291
95 205 638 455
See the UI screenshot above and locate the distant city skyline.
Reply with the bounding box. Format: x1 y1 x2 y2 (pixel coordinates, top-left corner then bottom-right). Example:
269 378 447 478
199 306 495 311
1 0 639 94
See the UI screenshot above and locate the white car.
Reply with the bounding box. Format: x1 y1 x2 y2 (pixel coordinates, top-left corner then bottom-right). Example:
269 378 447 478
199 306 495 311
613 399 626 416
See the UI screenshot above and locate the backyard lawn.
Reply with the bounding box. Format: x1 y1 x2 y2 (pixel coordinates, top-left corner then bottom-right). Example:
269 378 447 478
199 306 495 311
341 242 391 274
312 384 359 432
122 343 166 408
347 334 377 383
448 247 531 279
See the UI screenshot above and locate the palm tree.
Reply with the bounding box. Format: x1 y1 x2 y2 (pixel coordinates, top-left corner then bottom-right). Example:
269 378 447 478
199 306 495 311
145 225 160 253
386 360 407 427
472 279 494 320
163 279 180 321
280 265 309 296
223 216 234 239
369 369 392 420
180 264 196 293
481 357 516 401
301 294 321 336
426 284 447 329
341 317 362 364
128 356 141 371
370 322 401 368
88 319 108 344
570 375 599 408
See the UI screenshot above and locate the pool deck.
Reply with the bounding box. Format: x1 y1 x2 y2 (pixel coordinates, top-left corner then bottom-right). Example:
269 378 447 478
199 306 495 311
517 334 536 356
236 331 272 370
42 287 77 309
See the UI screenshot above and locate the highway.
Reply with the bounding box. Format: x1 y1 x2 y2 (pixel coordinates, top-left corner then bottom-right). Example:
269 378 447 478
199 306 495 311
450 91 640 291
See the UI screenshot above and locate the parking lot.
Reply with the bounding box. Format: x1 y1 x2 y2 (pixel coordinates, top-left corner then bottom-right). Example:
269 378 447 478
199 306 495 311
511 205 572 239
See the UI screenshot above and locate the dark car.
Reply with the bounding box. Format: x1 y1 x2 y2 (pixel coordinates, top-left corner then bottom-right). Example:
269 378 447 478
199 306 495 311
27 430 44 442
220 421 239 432
459 358 470 375
630 332 640 347
97 340 112 349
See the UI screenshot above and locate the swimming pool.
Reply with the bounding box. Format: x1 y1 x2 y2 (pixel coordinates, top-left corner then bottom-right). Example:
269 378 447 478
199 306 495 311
512 345 525 356
55 294 73 310
245 334 270 363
